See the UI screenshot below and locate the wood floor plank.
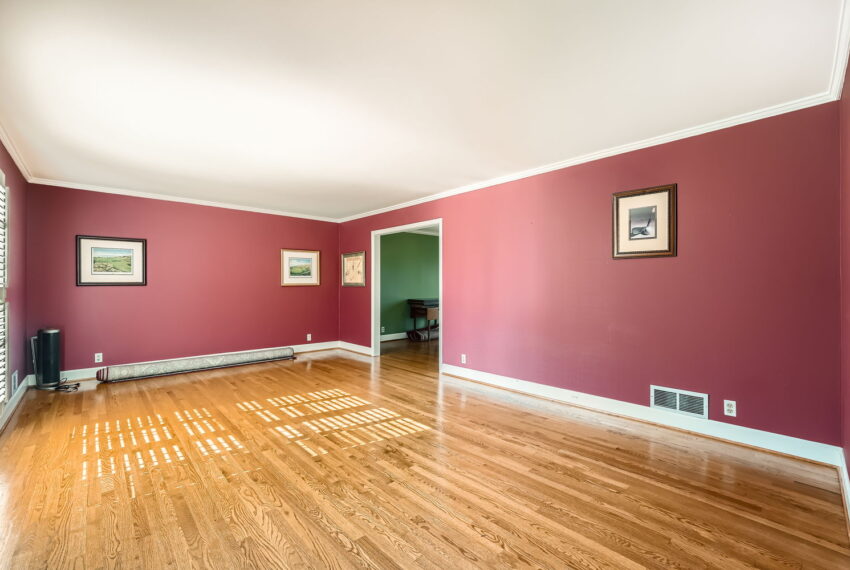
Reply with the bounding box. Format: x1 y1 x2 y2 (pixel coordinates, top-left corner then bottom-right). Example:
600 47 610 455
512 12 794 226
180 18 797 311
0 340 847 568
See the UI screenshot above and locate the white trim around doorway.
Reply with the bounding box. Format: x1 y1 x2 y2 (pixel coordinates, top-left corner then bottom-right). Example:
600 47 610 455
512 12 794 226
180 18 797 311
370 219 443 363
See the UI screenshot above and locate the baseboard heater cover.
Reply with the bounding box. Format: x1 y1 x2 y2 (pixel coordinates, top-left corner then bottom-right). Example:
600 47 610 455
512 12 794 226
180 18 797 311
96 347 296 383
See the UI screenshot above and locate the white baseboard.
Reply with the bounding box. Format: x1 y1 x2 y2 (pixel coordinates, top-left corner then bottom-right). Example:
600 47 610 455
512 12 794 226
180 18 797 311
56 341 378 381
380 332 408 341
337 341 373 356
290 341 342 353
839 452 850 518
62 367 100 381
39 349 849 466
28 370 99 384
0 375 30 433
839 453 850 544
440 363 845 467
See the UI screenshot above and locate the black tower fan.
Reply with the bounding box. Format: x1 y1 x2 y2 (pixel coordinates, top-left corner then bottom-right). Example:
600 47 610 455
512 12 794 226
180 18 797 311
30 329 78 392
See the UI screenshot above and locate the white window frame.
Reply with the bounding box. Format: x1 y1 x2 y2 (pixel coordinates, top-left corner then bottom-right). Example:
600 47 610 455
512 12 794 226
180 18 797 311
0 168 8 404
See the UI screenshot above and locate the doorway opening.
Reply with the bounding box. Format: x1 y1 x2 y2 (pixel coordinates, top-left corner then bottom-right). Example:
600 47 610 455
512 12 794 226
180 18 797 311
370 219 442 363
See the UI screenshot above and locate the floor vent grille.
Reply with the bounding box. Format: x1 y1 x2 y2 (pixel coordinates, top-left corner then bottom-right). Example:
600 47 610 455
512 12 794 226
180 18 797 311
650 386 708 419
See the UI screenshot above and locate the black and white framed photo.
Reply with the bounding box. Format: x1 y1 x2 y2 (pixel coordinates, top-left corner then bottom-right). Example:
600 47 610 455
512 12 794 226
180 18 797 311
76 235 147 285
612 184 677 259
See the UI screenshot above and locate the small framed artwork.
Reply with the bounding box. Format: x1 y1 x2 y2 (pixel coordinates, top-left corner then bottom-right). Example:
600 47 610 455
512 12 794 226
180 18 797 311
612 184 677 259
76 235 147 286
341 251 366 287
281 249 320 286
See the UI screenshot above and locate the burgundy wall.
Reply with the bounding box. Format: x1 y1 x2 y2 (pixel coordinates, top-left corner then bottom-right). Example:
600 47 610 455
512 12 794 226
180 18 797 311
340 104 842 445
26 186 339 370
840 60 850 465
0 143 27 383
9 97 845 447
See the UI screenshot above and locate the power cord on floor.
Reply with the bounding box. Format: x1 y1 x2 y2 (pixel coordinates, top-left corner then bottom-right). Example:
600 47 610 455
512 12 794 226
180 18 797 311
35 382 80 392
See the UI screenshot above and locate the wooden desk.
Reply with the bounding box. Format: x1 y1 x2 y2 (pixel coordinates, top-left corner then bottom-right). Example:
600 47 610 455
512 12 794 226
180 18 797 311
408 299 439 340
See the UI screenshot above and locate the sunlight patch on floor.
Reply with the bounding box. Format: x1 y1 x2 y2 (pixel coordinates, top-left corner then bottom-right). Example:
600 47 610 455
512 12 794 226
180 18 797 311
237 389 430 456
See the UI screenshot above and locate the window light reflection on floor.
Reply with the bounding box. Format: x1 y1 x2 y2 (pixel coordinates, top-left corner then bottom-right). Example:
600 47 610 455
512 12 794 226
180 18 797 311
73 389 430 490
235 388 430 457
75 414 193 490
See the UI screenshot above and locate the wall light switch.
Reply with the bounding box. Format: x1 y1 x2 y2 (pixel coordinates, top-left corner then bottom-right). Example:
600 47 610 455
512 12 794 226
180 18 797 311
94 353 103 363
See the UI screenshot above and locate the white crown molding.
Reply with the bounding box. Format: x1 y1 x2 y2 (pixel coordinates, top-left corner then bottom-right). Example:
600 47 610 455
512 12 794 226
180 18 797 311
3 0 850 225
440 363 846 467
20 90 834 225
338 91 835 223
27 176 338 223
0 121 32 181
830 0 850 99
337 0 850 224
19 90 836 224
7 91 843 225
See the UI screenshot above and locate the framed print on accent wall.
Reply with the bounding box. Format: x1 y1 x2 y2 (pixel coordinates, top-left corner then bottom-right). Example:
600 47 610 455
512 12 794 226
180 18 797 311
76 235 147 286
341 251 366 287
612 184 677 259
281 249 320 286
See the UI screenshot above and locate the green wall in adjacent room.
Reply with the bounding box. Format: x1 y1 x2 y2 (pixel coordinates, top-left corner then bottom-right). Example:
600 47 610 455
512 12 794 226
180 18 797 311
380 232 439 335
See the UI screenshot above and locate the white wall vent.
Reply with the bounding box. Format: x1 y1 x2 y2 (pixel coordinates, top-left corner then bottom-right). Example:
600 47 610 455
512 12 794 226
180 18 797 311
650 385 708 419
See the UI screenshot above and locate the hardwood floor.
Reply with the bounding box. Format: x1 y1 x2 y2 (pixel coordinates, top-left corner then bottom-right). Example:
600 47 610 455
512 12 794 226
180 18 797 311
0 340 847 568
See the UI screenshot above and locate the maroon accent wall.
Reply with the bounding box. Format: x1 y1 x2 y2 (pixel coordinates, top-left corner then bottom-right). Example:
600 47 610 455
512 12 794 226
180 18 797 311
0 143 27 383
26 186 339 370
340 104 842 445
8 99 844 447
840 60 850 465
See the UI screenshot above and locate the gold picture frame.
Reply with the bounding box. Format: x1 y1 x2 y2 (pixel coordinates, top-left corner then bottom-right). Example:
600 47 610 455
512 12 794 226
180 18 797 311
280 249 320 286
341 251 366 287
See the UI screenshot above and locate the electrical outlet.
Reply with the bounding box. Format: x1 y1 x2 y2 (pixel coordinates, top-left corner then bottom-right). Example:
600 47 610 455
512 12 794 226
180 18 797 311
724 400 737 417
461 353 467 364
306 333 312 342
94 352 103 363
381 326 385 334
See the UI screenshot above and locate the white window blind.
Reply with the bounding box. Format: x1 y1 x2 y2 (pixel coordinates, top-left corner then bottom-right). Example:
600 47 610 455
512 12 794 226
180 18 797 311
0 170 8 404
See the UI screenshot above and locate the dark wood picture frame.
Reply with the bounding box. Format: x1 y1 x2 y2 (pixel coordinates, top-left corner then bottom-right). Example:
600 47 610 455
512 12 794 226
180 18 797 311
76 235 147 286
612 184 677 259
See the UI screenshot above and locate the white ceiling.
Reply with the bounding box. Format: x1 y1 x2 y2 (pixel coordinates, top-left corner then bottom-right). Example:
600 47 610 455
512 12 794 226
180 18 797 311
0 1 847 221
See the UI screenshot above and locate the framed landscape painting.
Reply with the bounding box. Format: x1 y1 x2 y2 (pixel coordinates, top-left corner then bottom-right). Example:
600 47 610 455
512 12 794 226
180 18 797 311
341 251 366 287
612 184 677 259
281 249 320 286
76 235 147 285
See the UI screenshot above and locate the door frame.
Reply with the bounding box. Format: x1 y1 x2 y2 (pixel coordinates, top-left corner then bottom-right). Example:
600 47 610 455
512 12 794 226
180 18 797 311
370 218 443 361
